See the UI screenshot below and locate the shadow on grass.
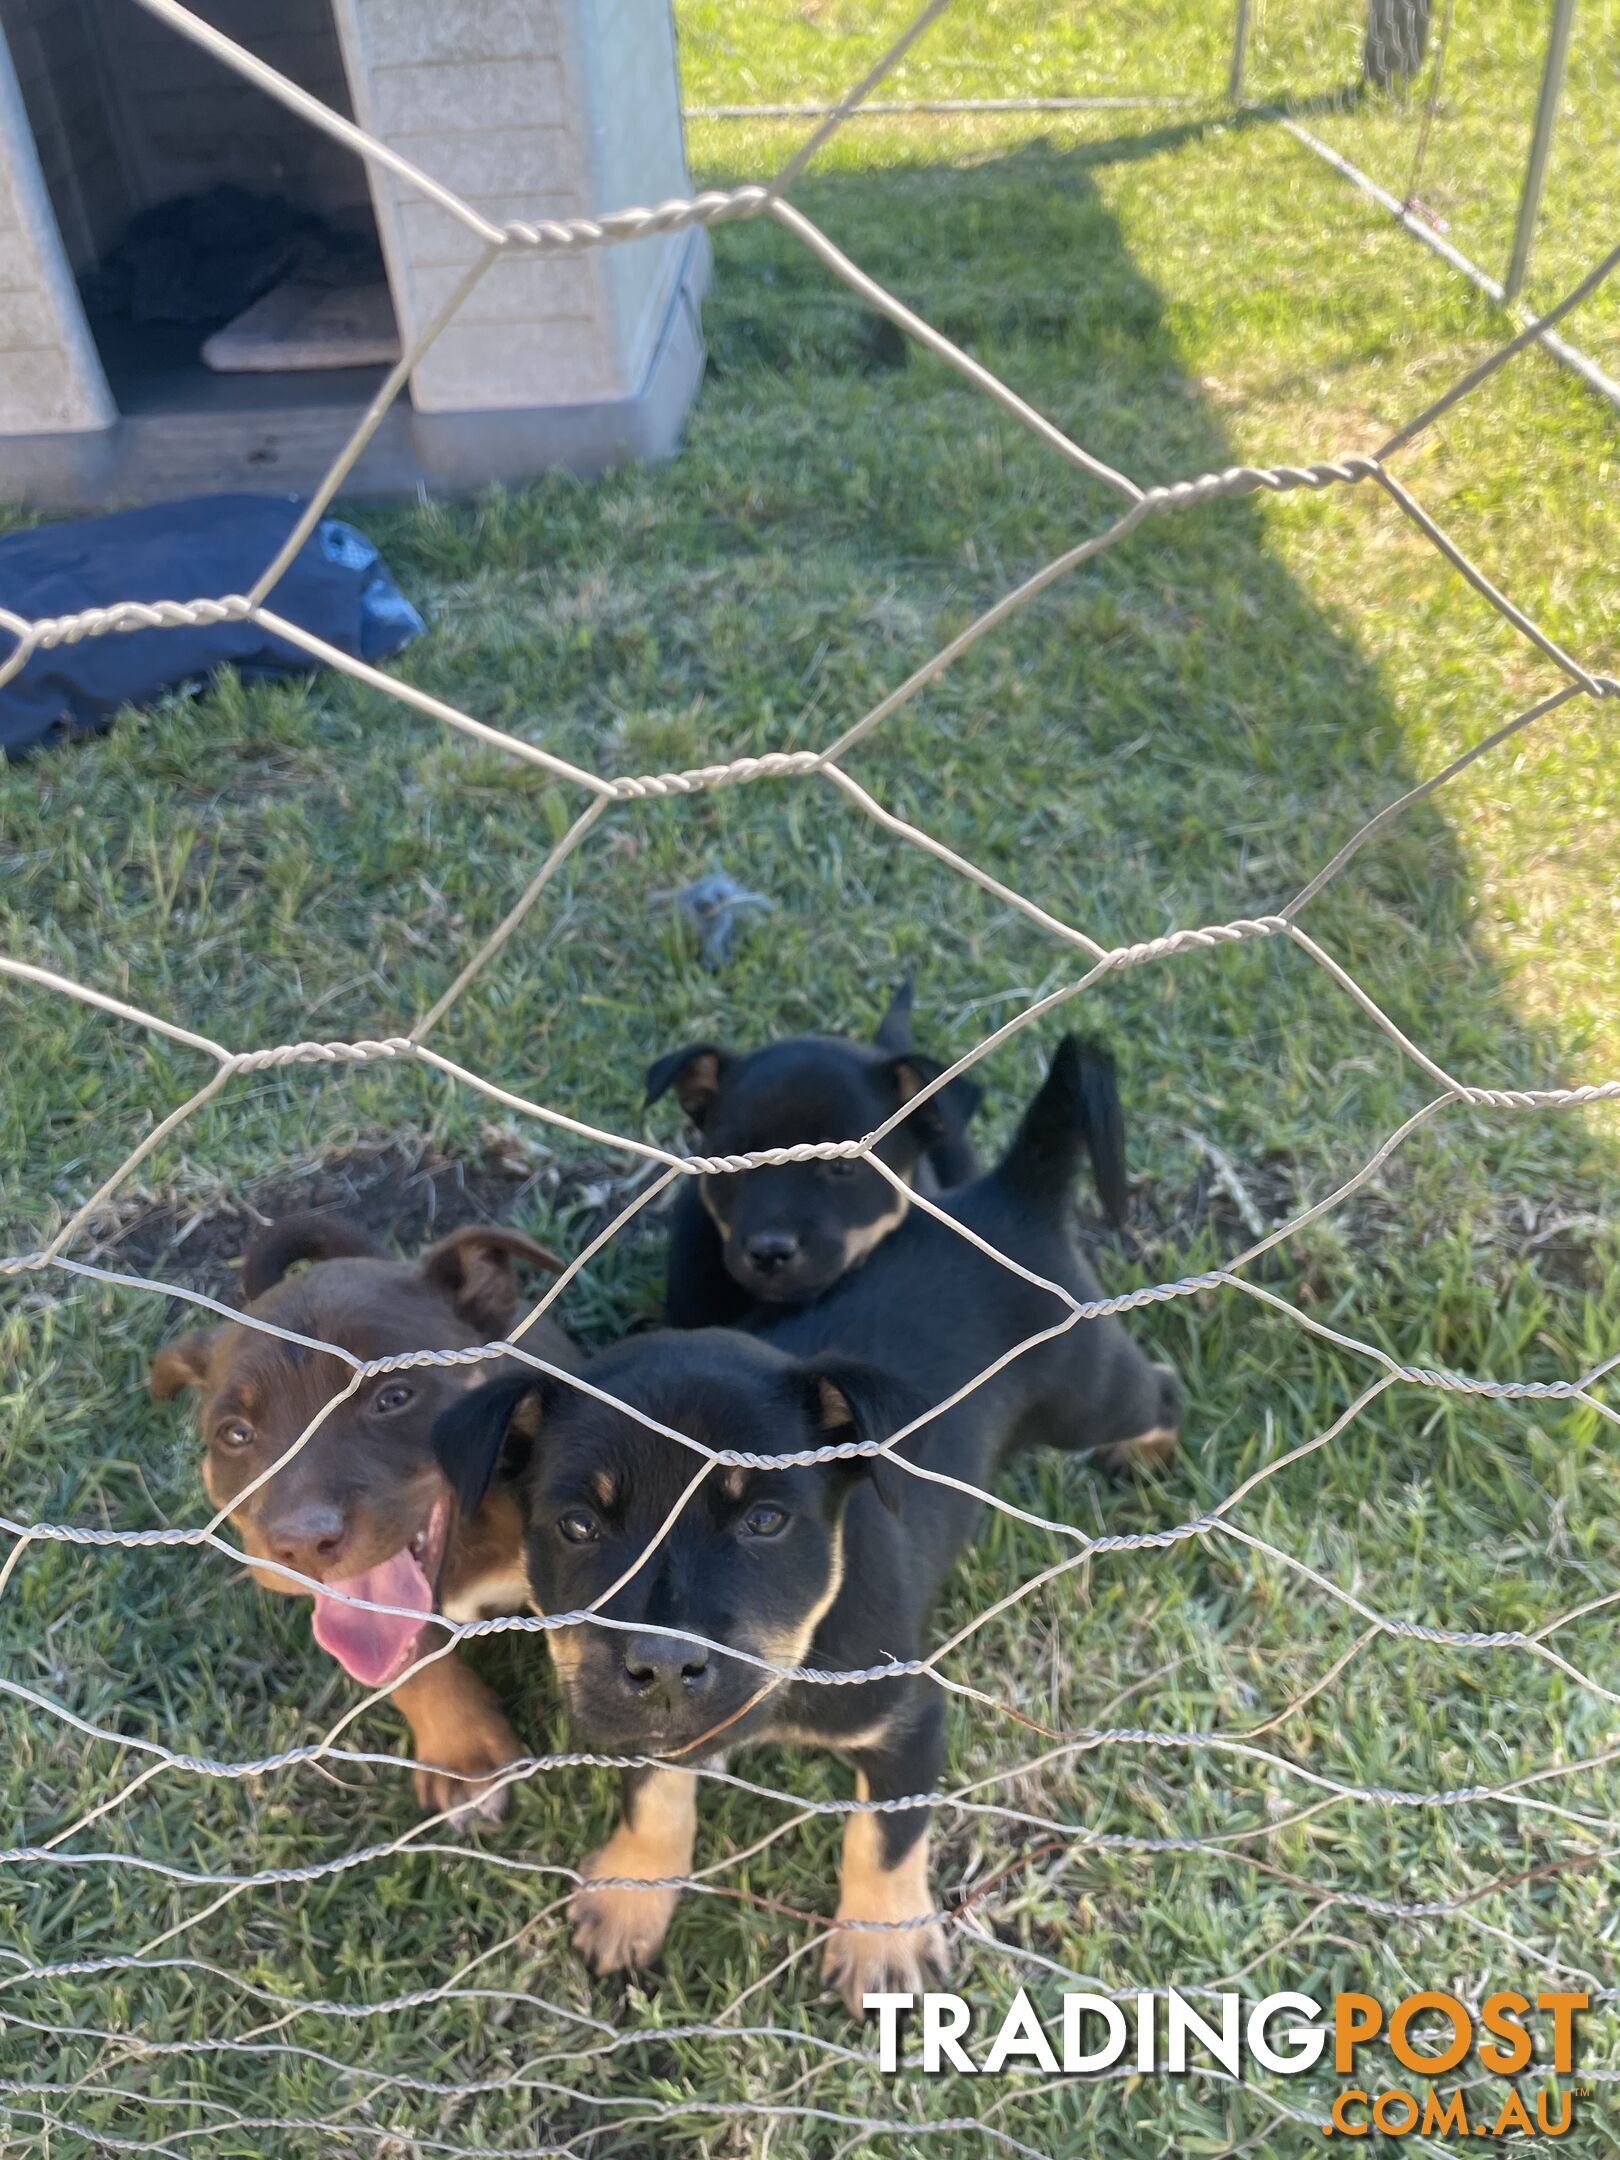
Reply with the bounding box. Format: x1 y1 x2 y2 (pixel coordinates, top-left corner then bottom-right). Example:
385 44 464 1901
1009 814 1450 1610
682 129 1598 1148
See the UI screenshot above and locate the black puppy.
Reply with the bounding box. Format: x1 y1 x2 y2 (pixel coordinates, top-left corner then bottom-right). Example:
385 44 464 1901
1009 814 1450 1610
434 1038 1177 2014
646 983 991 1328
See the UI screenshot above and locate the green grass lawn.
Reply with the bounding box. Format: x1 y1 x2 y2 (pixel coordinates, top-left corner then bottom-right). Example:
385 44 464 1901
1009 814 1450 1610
3 3 1619 2153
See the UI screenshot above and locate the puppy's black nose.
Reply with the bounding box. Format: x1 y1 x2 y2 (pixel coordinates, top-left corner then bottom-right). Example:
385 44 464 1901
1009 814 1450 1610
743 1230 800 1276
621 1632 712 1707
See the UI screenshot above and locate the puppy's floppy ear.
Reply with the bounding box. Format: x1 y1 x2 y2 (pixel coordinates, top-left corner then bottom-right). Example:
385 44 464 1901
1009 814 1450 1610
240 1212 383 1303
420 1226 566 1334
644 1042 732 1127
800 1354 927 1516
431 1374 550 1519
872 977 915 1055
882 1051 983 1146
150 1331 219 1401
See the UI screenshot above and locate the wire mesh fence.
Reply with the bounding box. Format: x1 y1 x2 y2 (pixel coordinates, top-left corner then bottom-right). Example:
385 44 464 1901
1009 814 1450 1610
1236 0 1620 386
2 0 1619 2151
689 0 1620 393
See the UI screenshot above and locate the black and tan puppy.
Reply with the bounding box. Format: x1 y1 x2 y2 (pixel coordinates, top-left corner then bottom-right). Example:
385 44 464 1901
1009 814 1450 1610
646 983 989 1328
151 1214 579 1821
434 1039 1177 2008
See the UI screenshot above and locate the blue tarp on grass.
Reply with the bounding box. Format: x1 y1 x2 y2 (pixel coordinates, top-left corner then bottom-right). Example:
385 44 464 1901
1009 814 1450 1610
0 493 423 758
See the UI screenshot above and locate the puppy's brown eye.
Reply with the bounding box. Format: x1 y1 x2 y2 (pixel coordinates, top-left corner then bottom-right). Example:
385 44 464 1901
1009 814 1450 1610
373 1383 415 1414
215 1419 254 1451
821 1157 860 1179
741 1503 787 1539
558 1509 600 1544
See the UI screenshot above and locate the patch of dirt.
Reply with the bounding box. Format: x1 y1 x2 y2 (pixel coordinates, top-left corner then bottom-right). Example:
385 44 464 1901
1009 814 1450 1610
86 1134 671 1308
64 1122 1603 1325
1111 1153 1610 1297
1138 1153 1302 1254
1509 1212 1607 1293
1074 1152 1305 1276
79 1130 1309 1315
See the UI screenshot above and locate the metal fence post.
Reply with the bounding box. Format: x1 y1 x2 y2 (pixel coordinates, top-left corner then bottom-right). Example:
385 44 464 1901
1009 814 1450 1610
1504 0 1578 302
1228 0 1251 102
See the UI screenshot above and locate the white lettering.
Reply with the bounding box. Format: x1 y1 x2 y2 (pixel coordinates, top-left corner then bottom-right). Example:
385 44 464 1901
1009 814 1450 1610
981 1989 1059 2075
1062 1994 1129 2072
921 1992 977 2074
866 1993 913 2073
1165 1990 1242 2076
1248 1992 1327 2074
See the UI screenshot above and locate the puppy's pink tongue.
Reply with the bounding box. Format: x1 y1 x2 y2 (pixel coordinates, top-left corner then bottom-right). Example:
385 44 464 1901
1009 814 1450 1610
311 1545 432 1686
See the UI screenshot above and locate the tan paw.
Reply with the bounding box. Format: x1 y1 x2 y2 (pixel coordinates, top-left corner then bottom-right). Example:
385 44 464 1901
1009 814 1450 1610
570 1852 681 1976
823 1914 951 2018
1095 1368 1181 1478
1094 1423 1178 1476
412 1707 525 1826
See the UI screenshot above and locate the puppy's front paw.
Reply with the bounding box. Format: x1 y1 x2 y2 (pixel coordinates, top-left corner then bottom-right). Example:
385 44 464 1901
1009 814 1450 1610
1095 1365 1181 1478
412 1706 525 1826
1094 1425 1177 1477
826 1816 948 2017
823 1913 950 2018
570 1847 680 1976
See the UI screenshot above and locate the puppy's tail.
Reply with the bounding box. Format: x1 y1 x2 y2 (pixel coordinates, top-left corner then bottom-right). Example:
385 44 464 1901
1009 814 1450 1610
997 1036 1129 1227
241 1213 385 1303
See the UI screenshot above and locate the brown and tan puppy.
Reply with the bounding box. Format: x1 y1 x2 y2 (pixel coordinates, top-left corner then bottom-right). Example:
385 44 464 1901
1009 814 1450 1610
151 1214 578 1822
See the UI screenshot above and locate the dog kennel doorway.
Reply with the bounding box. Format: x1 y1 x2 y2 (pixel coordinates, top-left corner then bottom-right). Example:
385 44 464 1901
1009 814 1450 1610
1 0 398 408
0 0 709 505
